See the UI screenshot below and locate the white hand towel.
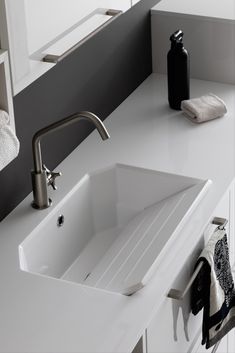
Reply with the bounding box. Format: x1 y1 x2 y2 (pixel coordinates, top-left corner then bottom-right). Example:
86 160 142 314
181 94 227 123
0 110 20 171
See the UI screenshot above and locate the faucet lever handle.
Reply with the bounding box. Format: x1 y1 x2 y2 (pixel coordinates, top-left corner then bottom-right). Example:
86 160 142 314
50 171 62 190
43 165 62 191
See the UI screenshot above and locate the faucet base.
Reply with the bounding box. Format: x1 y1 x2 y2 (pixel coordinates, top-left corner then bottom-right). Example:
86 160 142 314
31 170 53 210
31 198 52 210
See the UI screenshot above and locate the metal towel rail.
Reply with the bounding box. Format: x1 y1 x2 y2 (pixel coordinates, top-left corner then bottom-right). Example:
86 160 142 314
43 9 122 64
167 217 228 300
167 217 228 353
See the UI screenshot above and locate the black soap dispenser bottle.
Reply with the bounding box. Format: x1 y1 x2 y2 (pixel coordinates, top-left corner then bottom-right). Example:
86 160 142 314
167 29 190 110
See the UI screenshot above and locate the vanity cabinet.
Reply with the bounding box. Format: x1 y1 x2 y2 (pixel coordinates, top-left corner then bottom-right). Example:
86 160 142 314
143 182 235 353
192 334 224 353
192 329 235 353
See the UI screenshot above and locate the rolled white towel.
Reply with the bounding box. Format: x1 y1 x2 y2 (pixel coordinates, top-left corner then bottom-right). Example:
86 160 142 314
0 110 20 171
181 93 227 123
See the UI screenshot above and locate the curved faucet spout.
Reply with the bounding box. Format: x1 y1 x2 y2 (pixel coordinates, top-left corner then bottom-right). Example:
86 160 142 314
32 111 110 174
31 111 110 209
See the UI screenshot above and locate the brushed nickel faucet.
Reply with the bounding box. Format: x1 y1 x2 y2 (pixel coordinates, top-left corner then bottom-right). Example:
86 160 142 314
31 111 110 210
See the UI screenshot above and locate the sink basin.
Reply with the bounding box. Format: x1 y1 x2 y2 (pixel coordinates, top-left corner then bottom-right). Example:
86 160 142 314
19 164 211 295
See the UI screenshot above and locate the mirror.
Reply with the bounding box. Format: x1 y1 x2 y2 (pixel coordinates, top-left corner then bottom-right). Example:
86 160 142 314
0 0 141 95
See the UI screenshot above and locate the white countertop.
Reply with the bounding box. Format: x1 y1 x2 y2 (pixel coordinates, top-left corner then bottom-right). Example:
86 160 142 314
152 0 235 20
0 74 235 353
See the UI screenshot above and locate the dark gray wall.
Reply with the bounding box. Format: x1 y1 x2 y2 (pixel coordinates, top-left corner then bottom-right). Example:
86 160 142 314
0 0 159 221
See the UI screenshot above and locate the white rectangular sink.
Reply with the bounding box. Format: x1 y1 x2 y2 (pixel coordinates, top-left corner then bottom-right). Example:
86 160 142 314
19 164 211 295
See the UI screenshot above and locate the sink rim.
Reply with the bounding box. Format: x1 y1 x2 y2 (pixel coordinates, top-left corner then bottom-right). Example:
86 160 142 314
18 163 212 295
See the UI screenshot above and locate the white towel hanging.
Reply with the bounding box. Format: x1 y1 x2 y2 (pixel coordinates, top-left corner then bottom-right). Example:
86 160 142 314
0 110 20 171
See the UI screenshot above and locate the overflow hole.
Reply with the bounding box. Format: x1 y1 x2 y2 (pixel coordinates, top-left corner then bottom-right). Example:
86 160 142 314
57 215 65 227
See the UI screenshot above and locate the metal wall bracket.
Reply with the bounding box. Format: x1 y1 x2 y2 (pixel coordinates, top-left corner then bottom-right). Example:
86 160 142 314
212 216 228 230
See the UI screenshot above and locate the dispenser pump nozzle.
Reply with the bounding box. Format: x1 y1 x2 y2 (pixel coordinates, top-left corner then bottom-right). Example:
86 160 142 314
170 29 184 43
